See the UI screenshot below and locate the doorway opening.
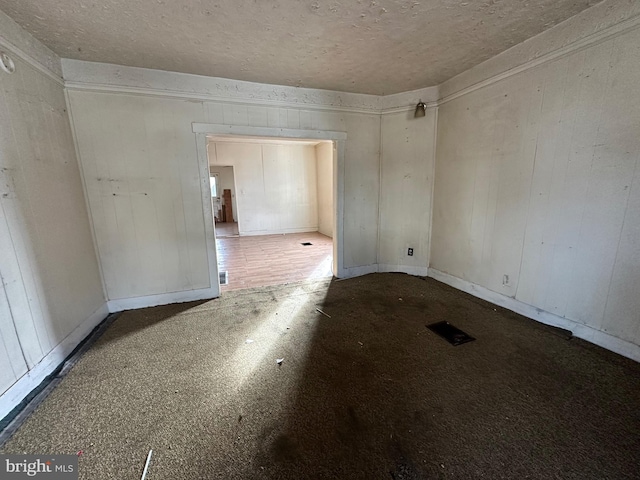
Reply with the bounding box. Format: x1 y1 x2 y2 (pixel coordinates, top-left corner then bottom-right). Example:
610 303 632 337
207 135 336 291
209 166 239 238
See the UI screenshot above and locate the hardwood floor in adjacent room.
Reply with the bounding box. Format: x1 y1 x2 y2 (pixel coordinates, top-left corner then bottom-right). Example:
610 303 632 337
215 231 333 291
215 222 239 238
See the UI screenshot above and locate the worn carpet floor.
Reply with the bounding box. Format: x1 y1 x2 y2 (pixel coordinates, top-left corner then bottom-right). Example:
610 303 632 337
2 273 640 479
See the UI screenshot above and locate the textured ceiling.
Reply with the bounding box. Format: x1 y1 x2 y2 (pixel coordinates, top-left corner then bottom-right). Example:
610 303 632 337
0 0 602 95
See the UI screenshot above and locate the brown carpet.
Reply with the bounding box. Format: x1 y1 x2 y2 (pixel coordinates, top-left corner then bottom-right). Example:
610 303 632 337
2 273 640 479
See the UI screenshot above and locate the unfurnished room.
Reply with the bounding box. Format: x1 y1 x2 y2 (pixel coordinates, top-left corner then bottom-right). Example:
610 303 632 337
0 1 639 479
208 136 335 291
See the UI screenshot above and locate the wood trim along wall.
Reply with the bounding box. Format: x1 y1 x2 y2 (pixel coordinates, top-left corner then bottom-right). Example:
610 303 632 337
428 268 640 363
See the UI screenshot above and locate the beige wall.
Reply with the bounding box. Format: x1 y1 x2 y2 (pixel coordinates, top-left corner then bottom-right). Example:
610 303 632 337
1 0 636 422
0 11 105 417
378 110 436 274
67 84 381 302
209 142 318 235
432 16 640 348
315 142 334 238
68 92 213 301
57 0 640 360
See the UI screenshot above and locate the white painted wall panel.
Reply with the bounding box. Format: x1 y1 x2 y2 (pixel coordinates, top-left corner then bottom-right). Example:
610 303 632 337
433 26 640 347
263 144 317 232
67 79 381 300
342 113 380 269
0 277 26 394
378 110 436 274
211 143 263 233
315 142 334 238
0 49 104 400
69 92 211 300
603 160 640 341
210 142 318 235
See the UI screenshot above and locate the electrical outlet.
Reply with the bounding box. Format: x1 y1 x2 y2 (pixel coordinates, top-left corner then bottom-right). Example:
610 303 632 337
503 274 509 286
407 248 414 256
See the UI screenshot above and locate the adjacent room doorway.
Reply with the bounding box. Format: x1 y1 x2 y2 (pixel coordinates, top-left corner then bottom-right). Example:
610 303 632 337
192 123 349 292
206 134 337 292
210 166 239 238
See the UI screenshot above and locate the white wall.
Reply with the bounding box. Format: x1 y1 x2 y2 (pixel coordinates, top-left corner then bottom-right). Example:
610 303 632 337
68 92 214 302
0 0 635 422
432 2 640 354
54 0 640 364
315 142 334 238
64 60 382 304
378 109 436 275
0 10 106 418
209 142 318 235
209 166 237 222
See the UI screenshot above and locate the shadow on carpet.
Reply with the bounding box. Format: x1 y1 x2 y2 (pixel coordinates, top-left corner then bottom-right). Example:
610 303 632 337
2 273 639 479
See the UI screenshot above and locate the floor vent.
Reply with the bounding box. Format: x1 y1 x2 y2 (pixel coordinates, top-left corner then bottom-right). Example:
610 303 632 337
219 271 229 285
301 242 313 246
427 321 475 346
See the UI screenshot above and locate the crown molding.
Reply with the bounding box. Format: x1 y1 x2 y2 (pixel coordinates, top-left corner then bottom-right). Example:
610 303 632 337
380 85 439 114
0 9 63 85
63 79 384 115
438 11 640 106
1 2 633 115
63 60 443 115
63 7 640 117
0 34 63 86
62 59 383 115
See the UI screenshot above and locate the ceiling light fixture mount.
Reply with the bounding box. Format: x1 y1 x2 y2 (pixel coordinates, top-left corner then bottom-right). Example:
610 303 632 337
414 100 427 118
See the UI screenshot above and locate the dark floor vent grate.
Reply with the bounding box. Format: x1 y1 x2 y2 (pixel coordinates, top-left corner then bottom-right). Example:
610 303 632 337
301 242 313 246
427 321 475 346
219 271 229 285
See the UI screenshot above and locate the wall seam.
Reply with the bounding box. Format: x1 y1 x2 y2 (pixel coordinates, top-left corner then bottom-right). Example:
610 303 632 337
64 90 110 302
600 155 639 333
427 106 438 270
376 113 383 266
0 268 28 372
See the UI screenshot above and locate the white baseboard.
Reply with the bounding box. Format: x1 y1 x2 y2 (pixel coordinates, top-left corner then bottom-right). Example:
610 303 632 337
0 302 109 420
107 286 219 313
237 226 319 237
427 268 640 362
378 264 429 277
338 264 379 279
337 263 429 280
